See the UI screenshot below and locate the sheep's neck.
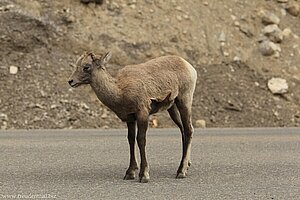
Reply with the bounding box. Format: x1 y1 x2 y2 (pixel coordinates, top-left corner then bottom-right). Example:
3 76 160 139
90 69 121 111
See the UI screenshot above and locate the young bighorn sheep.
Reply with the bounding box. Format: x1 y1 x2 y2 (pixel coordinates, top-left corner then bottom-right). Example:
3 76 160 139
68 52 197 183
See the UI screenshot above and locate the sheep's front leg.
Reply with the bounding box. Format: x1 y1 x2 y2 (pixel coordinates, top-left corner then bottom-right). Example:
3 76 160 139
124 121 138 180
136 112 150 183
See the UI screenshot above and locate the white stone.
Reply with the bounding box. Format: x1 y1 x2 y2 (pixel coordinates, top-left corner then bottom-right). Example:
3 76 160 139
293 34 299 39
152 118 158 128
80 102 89 110
234 21 240 27
268 78 288 94
195 119 206 128
223 51 230 57
282 28 292 38
259 40 281 56
101 112 108 119
262 24 283 43
0 113 8 121
1 121 7 130
176 15 182 21
219 31 226 42
233 56 241 62
277 0 288 3
281 8 287 16
9 66 18 74
260 10 280 25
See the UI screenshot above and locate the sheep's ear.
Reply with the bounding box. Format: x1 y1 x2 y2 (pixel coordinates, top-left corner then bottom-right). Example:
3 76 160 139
101 51 112 66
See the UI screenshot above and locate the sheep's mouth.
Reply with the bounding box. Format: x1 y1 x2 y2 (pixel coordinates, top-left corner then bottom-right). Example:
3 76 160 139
70 82 80 88
69 80 81 88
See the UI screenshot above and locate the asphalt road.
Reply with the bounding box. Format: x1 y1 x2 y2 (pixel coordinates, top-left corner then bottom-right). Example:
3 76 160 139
0 128 300 200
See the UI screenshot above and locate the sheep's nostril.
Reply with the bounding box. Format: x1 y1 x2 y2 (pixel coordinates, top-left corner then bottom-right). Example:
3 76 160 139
68 80 73 85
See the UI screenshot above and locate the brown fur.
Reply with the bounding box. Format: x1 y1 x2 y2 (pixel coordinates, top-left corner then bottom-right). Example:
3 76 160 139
68 52 197 182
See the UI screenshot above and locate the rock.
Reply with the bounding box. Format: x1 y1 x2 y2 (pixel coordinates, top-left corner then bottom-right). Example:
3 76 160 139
224 101 243 112
0 4 14 12
262 24 283 43
258 34 269 43
101 112 108 119
286 3 300 16
9 66 18 74
260 10 280 25
80 0 103 4
176 15 182 21
281 8 287 16
97 0 105 4
79 102 89 110
277 0 288 3
239 24 254 37
28 103 44 109
210 116 216 123
127 0 137 5
62 14 75 24
40 90 46 97
145 0 154 3
152 118 158 128
175 6 182 11
259 40 281 56
50 104 59 109
234 21 240 27
273 110 280 119
129 4 136 9
33 116 41 122
223 51 230 57
170 36 179 43
183 14 189 19
218 31 226 42
282 28 292 38
1 121 7 130
195 119 206 128
273 51 280 58
0 113 8 122
80 0 90 3
268 78 288 94
293 33 299 39
59 99 69 104
233 56 241 62
231 15 237 21
107 2 121 13
0 113 8 130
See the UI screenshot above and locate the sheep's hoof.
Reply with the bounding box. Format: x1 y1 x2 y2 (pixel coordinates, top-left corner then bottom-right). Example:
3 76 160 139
139 176 150 183
187 161 192 170
123 173 135 180
176 172 187 179
139 172 150 183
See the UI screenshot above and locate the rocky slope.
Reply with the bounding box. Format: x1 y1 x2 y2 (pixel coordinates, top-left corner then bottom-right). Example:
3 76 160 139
0 0 300 129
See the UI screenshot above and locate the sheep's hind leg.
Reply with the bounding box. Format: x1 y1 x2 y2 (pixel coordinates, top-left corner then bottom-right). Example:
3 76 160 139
124 121 138 180
175 98 194 179
168 104 192 172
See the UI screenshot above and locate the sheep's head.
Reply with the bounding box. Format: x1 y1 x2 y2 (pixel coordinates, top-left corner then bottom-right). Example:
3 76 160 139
68 51 112 87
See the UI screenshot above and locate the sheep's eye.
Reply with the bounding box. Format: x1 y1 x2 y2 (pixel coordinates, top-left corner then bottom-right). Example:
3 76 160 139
83 64 91 71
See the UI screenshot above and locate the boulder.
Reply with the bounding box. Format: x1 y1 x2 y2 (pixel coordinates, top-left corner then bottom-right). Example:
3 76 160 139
268 78 288 94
